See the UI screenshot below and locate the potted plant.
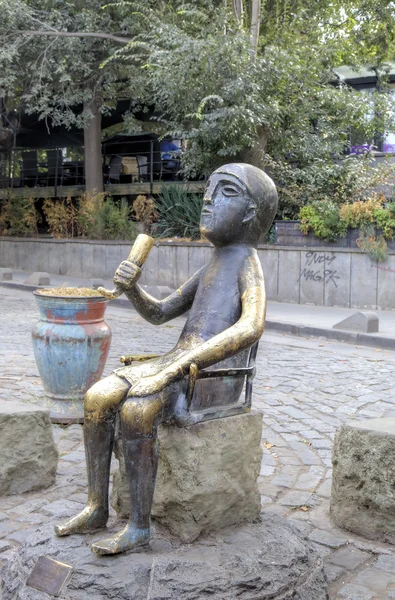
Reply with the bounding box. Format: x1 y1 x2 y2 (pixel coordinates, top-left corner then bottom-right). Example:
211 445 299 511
32 287 111 424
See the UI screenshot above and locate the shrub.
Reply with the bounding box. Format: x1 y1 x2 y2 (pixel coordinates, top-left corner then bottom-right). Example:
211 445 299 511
338 195 383 229
78 194 136 240
374 203 395 240
155 185 203 240
133 195 157 228
269 155 395 220
0 192 38 236
43 193 136 240
357 227 389 262
43 197 79 238
299 201 347 242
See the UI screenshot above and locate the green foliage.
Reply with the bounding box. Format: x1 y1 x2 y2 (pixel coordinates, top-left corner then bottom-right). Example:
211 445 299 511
299 195 395 260
299 201 347 242
374 204 395 240
78 194 136 240
155 185 203 240
339 196 382 229
43 197 79 238
1 0 395 214
357 226 389 262
271 155 395 220
43 193 136 240
0 192 38 236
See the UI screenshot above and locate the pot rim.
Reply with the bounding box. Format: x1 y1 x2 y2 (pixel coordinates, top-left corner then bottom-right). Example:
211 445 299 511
33 290 108 301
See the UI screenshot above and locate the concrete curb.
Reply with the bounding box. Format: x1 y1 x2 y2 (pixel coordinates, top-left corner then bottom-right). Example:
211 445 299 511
2 280 395 351
264 320 395 350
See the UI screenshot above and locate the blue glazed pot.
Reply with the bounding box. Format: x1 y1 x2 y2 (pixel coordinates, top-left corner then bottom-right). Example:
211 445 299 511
32 292 111 401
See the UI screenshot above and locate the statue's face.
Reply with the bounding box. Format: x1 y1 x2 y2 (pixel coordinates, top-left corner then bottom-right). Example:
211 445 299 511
200 172 252 245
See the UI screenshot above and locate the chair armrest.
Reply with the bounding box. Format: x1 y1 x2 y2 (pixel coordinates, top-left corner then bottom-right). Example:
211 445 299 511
120 353 161 366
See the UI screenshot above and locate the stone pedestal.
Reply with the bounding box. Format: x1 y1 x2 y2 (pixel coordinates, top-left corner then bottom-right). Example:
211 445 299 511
0 400 58 495
0 516 329 600
331 418 395 543
111 411 263 543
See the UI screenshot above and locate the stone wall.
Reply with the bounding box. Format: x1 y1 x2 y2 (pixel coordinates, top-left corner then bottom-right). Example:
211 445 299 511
1 237 395 309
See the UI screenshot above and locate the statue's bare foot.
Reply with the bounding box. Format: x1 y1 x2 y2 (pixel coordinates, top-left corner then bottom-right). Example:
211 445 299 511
54 506 108 537
91 526 150 556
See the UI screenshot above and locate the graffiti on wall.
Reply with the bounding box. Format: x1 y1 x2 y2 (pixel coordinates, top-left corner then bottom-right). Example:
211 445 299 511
298 252 340 287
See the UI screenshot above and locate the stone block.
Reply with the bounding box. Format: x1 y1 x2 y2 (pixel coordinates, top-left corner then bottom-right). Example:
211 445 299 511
24 271 50 286
331 418 395 543
0 400 58 495
0 515 328 600
0 268 12 281
333 311 379 333
111 412 263 543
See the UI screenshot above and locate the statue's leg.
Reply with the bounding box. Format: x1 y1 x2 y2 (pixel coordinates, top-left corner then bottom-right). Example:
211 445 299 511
91 393 164 555
55 374 130 536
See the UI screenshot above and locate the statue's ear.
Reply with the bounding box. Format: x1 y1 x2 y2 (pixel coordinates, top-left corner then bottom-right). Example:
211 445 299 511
242 204 256 224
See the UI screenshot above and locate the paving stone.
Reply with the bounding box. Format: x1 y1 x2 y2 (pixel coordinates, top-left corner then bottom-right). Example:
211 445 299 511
316 478 332 498
309 528 346 548
374 554 395 573
328 546 371 570
279 491 314 507
60 450 86 463
353 567 395 593
0 521 20 539
336 583 375 600
6 528 36 545
0 540 12 553
310 438 332 449
323 562 345 583
41 499 86 519
260 465 276 476
295 466 325 491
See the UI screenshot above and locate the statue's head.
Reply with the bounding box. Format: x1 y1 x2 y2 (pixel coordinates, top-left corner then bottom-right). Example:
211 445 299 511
200 163 278 247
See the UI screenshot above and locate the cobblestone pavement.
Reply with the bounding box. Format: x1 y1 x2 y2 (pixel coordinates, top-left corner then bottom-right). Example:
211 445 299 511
1 286 395 599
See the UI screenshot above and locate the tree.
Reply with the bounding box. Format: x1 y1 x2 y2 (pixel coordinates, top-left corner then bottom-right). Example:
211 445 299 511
0 0 394 212
0 0 147 193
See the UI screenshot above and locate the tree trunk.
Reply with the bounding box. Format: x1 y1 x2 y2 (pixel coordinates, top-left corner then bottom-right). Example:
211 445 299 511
250 0 261 58
240 125 269 170
232 0 244 23
84 85 103 195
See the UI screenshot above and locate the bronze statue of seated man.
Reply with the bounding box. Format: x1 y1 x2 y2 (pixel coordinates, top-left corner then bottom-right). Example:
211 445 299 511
55 163 278 556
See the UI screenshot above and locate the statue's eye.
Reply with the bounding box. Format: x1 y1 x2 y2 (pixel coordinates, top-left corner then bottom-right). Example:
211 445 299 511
222 185 240 196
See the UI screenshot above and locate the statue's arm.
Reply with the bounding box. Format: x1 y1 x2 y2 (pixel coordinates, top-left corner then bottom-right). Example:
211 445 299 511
130 251 266 396
122 267 204 325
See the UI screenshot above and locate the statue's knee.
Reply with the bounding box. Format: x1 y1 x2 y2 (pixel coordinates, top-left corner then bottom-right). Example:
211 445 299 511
120 397 162 436
84 381 106 413
84 376 127 417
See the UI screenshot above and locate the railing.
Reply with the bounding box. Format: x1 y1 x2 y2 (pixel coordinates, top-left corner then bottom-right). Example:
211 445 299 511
3 138 183 196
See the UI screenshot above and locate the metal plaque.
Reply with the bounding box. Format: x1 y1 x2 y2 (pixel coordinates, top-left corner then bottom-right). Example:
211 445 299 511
26 556 73 597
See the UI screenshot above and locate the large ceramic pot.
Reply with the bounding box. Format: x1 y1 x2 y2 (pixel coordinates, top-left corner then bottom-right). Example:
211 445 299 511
32 291 111 423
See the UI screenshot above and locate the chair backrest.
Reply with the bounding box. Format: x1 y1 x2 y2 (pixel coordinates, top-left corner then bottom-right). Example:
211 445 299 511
22 151 38 179
121 156 139 179
109 155 122 182
47 149 63 177
136 155 148 177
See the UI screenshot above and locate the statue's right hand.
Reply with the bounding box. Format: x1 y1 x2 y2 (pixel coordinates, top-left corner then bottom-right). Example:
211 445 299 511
113 260 142 291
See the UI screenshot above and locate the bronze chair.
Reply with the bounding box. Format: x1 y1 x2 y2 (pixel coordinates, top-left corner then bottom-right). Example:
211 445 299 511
119 342 258 426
